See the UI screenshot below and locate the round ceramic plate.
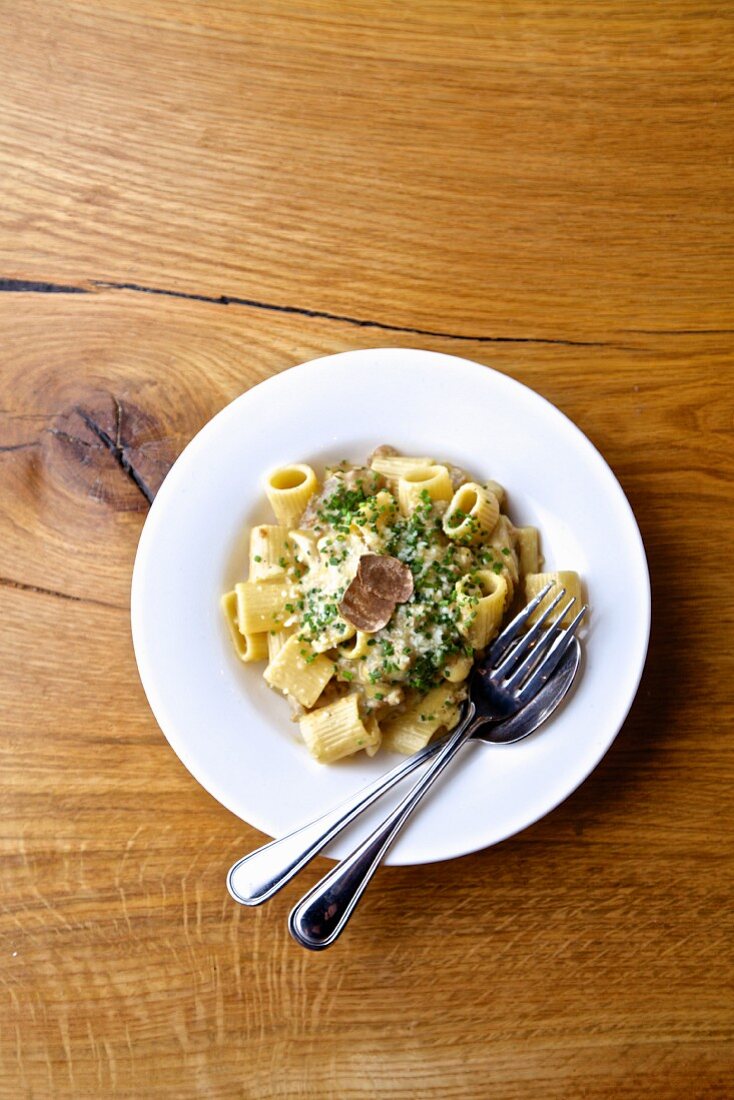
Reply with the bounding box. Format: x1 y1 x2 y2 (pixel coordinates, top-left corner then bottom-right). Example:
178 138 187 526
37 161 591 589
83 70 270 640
131 349 650 865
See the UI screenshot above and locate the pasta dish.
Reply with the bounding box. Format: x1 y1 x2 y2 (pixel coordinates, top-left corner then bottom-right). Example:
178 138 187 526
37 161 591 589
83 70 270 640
221 447 581 763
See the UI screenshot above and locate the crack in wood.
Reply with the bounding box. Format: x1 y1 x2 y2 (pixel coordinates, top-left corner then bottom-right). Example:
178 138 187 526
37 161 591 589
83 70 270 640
627 328 734 336
91 280 617 348
0 575 125 610
48 428 94 448
0 274 622 348
113 396 123 451
75 406 155 504
3 398 171 510
0 278 88 294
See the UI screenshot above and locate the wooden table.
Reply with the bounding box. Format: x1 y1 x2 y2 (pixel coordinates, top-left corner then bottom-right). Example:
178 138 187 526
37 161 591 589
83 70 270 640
2 3 732 1097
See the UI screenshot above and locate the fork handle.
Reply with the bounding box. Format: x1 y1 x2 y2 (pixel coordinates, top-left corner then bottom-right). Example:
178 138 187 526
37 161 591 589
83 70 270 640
288 703 478 950
227 734 449 905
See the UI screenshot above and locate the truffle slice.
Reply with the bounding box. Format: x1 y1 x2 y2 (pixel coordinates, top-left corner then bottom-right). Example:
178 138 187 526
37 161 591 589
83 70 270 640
338 579 395 633
357 554 414 604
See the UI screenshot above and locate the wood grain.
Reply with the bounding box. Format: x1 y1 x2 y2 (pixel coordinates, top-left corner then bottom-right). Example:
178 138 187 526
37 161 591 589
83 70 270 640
1 3 733 1097
2 1 734 340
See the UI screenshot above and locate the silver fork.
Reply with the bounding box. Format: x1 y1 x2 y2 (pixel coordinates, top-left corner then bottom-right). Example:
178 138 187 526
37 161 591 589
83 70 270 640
288 584 587 950
228 582 575 908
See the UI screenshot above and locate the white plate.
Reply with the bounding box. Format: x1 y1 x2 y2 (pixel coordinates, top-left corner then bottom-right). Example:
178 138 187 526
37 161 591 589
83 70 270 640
131 349 650 865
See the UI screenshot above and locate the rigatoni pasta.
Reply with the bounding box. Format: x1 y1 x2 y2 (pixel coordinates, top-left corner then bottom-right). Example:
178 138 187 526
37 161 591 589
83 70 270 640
235 580 290 634
267 627 293 664
369 454 433 480
525 571 583 627
221 591 269 662
222 447 583 763
265 464 318 527
443 482 500 544
381 683 463 756
300 693 381 763
398 464 453 515
264 635 335 708
515 526 541 576
456 569 508 649
249 525 291 581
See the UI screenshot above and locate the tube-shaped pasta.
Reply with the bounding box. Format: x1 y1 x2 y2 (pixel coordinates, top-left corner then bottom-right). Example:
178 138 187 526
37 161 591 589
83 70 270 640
249 525 291 581
221 591 269 662
456 569 508 649
265 464 318 527
288 529 319 576
264 635 335 708
235 580 290 634
442 653 474 683
486 515 520 600
443 482 499 544
398 464 453 516
515 526 541 576
484 479 506 509
370 454 433 479
525 571 583 627
363 716 382 757
338 631 372 660
299 693 380 763
309 616 356 654
267 627 293 664
381 683 462 755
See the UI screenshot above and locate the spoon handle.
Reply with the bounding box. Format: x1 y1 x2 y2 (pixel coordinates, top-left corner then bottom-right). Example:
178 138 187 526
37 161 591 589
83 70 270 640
288 704 478 950
227 735 447 905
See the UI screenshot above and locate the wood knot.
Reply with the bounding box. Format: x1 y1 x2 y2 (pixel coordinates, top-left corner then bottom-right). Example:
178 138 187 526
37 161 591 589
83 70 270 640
48 392 175 511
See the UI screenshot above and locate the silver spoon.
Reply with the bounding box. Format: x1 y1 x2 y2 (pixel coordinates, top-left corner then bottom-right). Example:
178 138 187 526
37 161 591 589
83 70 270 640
228 636 580 911
288 607 584 951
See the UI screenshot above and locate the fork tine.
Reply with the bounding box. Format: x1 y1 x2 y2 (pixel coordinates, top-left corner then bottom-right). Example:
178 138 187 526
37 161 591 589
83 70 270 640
503 595 577 691
493 586 568 677
516 605 587 702
487 581 554 664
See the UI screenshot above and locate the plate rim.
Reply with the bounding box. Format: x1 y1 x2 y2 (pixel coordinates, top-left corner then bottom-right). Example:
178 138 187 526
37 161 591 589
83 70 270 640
131 347 651 864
